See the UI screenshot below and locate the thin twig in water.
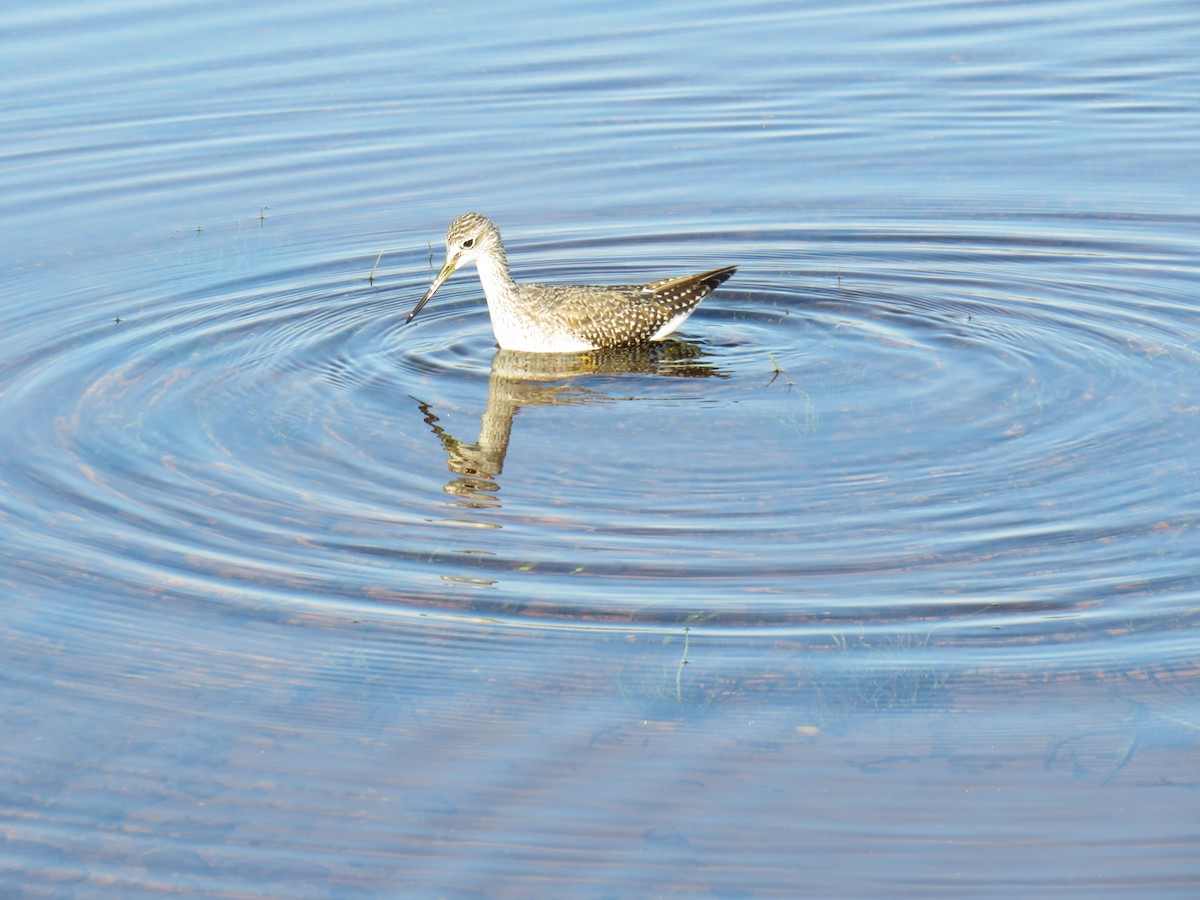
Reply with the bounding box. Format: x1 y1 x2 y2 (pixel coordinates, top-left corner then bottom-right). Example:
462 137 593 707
767 352 795 388
368 250 385 284
675 626 691 702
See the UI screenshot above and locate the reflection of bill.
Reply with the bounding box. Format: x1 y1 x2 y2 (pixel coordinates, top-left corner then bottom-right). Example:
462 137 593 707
414 342 726 505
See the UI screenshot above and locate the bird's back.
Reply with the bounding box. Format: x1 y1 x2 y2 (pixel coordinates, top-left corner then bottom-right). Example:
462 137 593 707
512 265 736 350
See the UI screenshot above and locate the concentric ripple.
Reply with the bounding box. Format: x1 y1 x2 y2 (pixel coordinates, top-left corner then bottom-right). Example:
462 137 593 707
2 212 1198 659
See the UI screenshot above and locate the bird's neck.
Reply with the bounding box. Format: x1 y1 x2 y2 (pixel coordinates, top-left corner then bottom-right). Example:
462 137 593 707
475 247 516 302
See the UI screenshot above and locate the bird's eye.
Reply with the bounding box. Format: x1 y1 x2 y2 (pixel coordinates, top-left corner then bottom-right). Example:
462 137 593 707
462 238 475 249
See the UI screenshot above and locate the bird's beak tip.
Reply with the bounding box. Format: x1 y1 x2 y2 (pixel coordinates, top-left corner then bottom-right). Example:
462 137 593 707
406 258 459 325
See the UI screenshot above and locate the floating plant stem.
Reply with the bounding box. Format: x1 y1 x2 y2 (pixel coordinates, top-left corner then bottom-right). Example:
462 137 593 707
368 250 385 284
675 625 691 702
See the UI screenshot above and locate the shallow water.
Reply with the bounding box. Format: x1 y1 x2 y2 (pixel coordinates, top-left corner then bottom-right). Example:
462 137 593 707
3 0 1199 896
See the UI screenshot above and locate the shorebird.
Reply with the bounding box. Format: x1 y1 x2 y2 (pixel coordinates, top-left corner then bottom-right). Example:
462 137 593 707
407 213 735 352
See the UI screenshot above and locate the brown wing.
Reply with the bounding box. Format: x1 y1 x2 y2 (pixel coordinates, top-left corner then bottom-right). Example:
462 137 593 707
568 265 736 349
642 265 737 317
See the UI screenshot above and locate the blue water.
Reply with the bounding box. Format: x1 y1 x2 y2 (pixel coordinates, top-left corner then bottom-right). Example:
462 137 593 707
2 0 1199 895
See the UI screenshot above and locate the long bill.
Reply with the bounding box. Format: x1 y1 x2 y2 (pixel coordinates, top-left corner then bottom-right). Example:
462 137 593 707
407 258 459 323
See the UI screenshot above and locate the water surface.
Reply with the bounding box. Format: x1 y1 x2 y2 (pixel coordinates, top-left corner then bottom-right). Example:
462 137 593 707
2 0 1199 895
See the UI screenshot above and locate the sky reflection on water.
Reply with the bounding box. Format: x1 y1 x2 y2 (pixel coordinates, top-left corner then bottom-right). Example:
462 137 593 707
2 0 1198 895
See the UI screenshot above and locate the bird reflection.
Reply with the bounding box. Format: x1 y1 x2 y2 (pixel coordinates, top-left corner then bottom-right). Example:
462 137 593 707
415 339 725 505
